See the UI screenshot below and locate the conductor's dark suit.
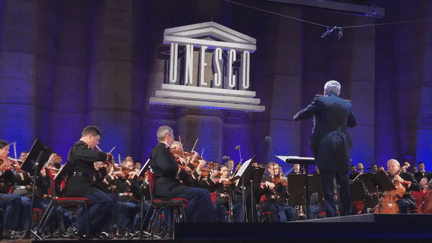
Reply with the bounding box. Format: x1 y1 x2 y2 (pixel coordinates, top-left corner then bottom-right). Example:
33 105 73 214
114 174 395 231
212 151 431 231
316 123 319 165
294 93 356 217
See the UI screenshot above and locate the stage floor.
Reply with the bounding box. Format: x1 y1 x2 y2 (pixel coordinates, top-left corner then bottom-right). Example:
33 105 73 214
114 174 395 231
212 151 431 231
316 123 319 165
7 214 432 242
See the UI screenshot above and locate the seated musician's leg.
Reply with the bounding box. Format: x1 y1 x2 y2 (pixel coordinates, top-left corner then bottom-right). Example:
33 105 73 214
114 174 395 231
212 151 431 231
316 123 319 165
232 203 243 222
398 196 417 214
0 194 21 231
214 203 227 222
176 187 216 223
75 189 116 235
282 205 297 221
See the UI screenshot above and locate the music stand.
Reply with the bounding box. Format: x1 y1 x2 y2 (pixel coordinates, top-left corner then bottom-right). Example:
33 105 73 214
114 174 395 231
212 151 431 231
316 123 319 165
133 158 151 240
359 171 395 211
278 156 315 219
21 139 53 240
350 181 367 201
230 157 258 222
350 180 368 214
287 174 322 207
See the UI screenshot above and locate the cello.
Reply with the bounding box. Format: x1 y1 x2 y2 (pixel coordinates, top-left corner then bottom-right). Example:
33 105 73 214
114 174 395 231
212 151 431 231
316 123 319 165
374 162 410 214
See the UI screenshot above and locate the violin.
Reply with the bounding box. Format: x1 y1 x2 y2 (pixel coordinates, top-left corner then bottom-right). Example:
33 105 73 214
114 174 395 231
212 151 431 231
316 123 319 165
2 157 21 172
272 174 288 188
170 149 203 169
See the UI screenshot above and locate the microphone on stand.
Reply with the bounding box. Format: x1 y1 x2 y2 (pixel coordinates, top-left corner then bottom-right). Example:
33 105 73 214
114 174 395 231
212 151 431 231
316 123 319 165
235 145 242 163
223 156 230 160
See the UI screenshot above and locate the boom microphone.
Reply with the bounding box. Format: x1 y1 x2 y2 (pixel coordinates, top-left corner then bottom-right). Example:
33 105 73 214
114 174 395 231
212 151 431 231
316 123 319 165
265 136 272 143
223 156 230 160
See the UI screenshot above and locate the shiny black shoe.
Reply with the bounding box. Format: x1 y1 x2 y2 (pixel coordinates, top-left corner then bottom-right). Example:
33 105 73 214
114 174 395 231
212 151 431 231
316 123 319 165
65 225 80 239
96 231 114 240
2 229 14 239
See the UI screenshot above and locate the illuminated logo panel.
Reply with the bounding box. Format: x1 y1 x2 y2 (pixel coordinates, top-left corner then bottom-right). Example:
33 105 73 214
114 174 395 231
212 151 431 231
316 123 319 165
150 21 265 112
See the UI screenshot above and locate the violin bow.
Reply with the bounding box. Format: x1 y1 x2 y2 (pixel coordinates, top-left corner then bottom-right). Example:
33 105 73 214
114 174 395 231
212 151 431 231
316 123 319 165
191 138 199 153
12 141 18 162
178 136 187 164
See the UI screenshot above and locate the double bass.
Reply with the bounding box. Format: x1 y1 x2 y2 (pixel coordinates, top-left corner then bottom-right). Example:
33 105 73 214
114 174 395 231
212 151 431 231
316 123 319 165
374 162 410 214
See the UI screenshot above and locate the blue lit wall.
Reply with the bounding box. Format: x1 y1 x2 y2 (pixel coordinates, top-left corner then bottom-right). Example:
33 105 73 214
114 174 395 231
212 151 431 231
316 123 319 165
0 0 431 172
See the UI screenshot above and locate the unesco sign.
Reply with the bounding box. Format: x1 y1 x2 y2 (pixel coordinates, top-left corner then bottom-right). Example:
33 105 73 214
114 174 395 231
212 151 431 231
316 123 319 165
150 21 265 112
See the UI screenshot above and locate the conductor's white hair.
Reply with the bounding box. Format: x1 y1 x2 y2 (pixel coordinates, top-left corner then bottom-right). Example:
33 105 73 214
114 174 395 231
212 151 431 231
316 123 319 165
324 80 341 96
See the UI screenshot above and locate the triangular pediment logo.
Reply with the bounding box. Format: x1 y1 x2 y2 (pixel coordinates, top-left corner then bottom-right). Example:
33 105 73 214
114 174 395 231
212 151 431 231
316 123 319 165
150 21 265 112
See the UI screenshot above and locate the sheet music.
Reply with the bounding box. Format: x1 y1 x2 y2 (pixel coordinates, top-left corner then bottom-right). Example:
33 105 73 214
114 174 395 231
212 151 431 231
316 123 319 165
276 156 315 162
233 157 253 179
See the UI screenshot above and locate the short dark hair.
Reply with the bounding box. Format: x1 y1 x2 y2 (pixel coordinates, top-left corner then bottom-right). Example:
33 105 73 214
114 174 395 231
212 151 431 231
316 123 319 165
82 126 102 137
0 140 8 149
418 162 424 165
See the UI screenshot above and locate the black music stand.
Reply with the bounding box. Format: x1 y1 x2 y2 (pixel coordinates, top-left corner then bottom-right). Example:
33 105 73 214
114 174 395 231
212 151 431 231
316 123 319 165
231 157 264 222
362 171 395 213
279 156 315 219
287 174 322 210
21 139 52 240
350 181 367 201
135 159 151 240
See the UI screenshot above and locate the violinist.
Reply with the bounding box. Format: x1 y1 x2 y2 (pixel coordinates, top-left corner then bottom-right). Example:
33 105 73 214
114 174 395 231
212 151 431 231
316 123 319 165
13 155 73 234
19 151 28 163
260 162 296 222
213 165 243 222
64 125 116 239
0 140 29 239
149 125 216 222
169 141 196 186
384 159 420 213
114 159 151 238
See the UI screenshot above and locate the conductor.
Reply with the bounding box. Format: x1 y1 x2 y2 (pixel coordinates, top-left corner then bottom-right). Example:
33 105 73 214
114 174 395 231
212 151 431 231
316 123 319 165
293 80 356 217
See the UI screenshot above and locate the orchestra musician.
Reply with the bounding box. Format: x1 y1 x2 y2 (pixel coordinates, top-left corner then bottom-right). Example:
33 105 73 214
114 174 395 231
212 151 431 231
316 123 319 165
0 140 30 239
12 157 73 234
149 125 216 222
260 162 296 222
64 126 116 239
414 162 431 184
114 158 151 238
293 80 356 217
213 165 243 222
226 159 235 177
289 164 302 175
383 159 420 213
16 151 28 164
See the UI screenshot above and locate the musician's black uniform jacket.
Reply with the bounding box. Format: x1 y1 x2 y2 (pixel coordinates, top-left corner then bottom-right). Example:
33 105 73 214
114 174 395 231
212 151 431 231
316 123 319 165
65 140 107 197
149 142 185 200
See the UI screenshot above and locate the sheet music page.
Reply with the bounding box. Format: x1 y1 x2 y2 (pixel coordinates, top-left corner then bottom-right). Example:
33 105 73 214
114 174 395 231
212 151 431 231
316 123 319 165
276 156 315 162
233 157 253 178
